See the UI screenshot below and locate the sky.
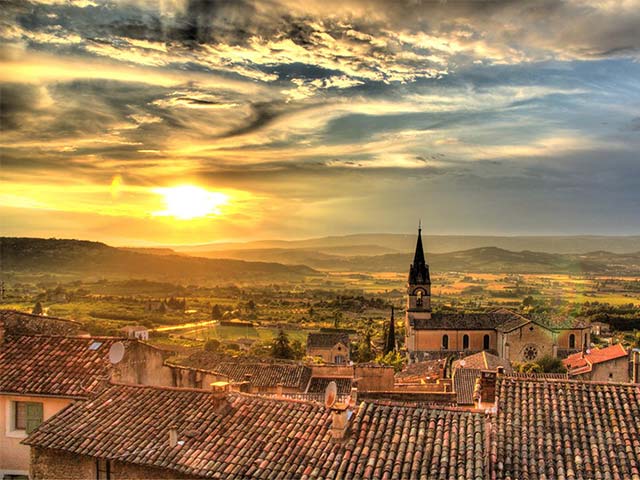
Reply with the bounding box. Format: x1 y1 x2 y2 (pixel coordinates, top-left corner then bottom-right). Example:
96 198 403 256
1 0 639 245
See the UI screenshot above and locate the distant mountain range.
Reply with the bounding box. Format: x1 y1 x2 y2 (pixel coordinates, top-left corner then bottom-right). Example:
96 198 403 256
172 246 640 275
172 234 640 255
0 238 318 282
2 237 640 280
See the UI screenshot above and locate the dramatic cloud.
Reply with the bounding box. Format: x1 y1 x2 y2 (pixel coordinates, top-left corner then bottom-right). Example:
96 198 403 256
1 0 639 243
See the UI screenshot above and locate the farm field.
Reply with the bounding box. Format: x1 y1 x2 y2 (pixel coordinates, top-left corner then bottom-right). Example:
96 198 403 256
2 270 639 355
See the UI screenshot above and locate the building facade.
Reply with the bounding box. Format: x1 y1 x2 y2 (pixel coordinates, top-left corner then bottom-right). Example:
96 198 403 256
404 228 590 364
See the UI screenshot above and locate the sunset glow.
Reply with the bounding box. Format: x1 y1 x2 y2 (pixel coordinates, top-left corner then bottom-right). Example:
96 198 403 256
153 186 229 220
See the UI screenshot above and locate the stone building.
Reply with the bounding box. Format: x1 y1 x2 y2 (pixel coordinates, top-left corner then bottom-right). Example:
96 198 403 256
0 310 227 478
404 228 590 363
563 343 630 382
306 332 350 364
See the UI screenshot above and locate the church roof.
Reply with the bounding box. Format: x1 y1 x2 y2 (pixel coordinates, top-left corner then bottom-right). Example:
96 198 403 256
412 310 525 330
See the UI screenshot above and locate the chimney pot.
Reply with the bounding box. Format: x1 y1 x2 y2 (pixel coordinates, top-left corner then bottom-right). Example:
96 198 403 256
330 407 350 440
168 425 178 448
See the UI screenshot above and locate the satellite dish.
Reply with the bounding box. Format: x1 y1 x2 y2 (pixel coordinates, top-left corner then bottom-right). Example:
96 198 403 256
108 342 125 364
324 381 338 408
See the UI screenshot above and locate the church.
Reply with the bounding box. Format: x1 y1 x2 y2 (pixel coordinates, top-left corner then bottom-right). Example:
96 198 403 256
404 227 591 363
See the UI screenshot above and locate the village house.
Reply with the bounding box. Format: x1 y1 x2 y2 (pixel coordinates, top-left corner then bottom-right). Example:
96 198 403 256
404 227 591 363
120 325 150 341
563 343 631 382
306 331 350 364
21 375 640 479
24 382 488 479
0 309 230 478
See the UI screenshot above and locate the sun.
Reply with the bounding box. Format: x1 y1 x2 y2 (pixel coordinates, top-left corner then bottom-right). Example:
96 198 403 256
153 185 229 220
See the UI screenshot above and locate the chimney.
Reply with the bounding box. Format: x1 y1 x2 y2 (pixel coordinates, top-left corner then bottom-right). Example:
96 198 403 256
168 425 178 448
276 383 283 397
349 387 358 405
330 406 350 440
475 370 497 406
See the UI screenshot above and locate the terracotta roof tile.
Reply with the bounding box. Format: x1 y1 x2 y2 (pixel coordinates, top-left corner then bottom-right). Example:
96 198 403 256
307 332 350 348
413 309 524 330
492 377 640 480
0 335 126 397
453 368 483 405
564 344 628 375
25 383 488 479
454 351 514 373
213 362 312 389
307 377 352 394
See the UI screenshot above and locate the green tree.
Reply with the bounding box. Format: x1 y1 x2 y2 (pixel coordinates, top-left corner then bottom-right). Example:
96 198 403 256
211 304 223 320
375 351 405 372
537 355 567 373
271 328 294 359
32 301 43 315
204 339 221 352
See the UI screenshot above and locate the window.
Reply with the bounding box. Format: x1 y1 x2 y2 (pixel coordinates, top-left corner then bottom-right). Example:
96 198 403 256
584 333 589 348
13 401 43 433
483 334 490 350
334 355 345 364
442 334 449 350
416 290 423 307
569 334 576 349
96 459 111 480
462 334 470 350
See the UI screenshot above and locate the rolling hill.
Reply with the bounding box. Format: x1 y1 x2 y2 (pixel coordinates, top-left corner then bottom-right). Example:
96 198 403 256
0 238 319 283
178 246 640 275
173 234 640 256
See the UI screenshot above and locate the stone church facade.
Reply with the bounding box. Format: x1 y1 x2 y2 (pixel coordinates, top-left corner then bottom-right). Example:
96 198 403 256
404 227 590 363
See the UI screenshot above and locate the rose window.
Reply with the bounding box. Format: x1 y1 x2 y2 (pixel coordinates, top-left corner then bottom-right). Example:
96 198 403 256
523 344 539 361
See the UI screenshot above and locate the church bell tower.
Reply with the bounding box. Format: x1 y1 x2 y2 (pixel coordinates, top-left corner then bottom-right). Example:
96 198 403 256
407 223 431 313
405 223 431 356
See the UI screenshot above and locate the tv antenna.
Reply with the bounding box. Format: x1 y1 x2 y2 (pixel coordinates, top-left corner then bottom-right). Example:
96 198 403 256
324 381 338 408
108 342 125 364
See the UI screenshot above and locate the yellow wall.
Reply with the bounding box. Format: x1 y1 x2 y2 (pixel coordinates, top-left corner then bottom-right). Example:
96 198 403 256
413 330 496 351
1 394 72 475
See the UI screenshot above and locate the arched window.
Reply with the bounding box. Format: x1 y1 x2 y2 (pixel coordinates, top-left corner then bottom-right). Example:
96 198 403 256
416 290 423 307
462 334 470 350
569 334 576 349
442 334 449 350
483 334 490 350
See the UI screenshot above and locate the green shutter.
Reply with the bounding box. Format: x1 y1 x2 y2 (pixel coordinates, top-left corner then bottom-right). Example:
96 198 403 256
25 402 43 434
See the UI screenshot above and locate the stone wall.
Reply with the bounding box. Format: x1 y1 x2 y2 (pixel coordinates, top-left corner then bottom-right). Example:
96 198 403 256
501 322 556 363
591 356 630 382
30 448 201 479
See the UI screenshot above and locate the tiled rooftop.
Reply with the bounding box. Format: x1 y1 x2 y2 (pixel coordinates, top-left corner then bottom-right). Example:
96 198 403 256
453 368 483 406
307 377 352 394
492 377 640 480
0 334 126 398
453 351 513 374
396 358 444 383
412 310 524 330
213 362 312 389
307 332 350 348
337 402 487 480
25 382 488 479
564 344 628 375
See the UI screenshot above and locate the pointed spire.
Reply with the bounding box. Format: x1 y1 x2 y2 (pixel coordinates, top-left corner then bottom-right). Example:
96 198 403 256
413 222 426 266
409 221 430 285
384 306 396 354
